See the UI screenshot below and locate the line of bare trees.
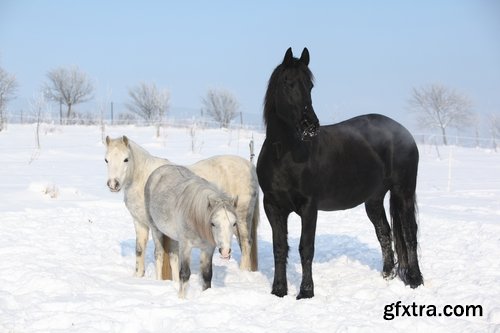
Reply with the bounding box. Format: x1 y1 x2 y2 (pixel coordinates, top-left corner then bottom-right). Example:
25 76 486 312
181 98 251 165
2 64 500 147
408 84 473 145
1 65 240 132
408 83 500 147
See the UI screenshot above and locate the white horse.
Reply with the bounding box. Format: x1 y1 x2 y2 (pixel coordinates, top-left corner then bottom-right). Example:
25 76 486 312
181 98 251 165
145 164 238 298
104 136 259 280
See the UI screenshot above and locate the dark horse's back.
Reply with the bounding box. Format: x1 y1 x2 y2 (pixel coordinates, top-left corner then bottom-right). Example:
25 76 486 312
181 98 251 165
312 113 419 211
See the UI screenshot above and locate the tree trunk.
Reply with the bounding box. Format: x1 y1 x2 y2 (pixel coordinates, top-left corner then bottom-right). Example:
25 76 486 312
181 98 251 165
440 126 448 145
66 103 72 124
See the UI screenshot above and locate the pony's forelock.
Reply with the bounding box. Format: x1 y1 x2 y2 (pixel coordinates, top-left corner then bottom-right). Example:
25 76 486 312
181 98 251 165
177 180 235 246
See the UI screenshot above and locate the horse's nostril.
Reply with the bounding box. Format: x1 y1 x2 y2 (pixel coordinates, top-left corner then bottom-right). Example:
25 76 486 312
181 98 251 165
107 179 120 191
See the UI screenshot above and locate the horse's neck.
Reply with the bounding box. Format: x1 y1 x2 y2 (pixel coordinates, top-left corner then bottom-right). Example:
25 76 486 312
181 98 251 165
265 110 298 144
265 109 316 162
127 142 169 191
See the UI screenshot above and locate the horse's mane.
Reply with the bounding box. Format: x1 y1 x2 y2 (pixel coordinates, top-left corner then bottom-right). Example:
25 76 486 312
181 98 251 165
263 60 315 126
127 139 167 164
176 176 233 246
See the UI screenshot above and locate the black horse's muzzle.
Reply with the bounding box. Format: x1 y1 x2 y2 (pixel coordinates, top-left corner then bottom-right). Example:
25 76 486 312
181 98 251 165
299 106 320 140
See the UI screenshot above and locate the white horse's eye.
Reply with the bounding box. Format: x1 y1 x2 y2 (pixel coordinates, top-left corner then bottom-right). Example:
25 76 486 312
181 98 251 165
211 222 215 227
124 158 129 163
233 223 237 227
105 158 108 164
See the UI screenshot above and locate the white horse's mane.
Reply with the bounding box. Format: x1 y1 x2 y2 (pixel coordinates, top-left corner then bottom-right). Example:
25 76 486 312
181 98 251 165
118 137 171 188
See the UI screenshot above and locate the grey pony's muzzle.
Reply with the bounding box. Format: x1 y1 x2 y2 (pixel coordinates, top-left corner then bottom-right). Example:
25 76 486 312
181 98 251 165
219 247 232 259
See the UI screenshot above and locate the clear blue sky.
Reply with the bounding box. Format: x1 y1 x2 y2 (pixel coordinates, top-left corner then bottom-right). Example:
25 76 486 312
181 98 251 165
1 0 499 129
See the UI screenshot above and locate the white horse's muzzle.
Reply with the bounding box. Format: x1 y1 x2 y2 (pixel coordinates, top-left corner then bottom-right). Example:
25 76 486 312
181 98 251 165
107 179 121 192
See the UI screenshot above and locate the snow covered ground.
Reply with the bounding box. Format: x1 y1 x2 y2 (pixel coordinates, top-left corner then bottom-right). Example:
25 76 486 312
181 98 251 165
1 124 499 332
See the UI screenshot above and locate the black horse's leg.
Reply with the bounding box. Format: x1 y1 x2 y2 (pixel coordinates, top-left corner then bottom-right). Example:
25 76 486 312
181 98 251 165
390 189 423 288
297 202 317 299
264 197 290 297
365 197 395 279
399 192 423 288
200 248 214 291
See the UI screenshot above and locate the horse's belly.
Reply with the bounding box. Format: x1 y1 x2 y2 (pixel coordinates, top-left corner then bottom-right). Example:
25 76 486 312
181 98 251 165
316 182 382 211
317 198 364 211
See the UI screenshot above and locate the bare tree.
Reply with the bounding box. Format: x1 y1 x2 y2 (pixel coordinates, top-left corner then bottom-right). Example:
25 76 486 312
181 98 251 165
43 66 94 124
0 66 18 131
126 82 170 135
408 84 473 145
201 88 239 128
29 93 47 149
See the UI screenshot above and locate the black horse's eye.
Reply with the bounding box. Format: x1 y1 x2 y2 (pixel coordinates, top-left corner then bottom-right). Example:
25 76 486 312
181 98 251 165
124 158 129 163
105 158 108 164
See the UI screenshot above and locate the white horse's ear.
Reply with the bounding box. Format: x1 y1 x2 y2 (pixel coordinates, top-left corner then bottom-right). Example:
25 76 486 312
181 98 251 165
105 136 110 146
122 136 129 147
232 195 239 208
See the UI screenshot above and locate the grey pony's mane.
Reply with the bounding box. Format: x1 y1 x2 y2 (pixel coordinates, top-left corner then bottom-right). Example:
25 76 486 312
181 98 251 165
168 167 233 246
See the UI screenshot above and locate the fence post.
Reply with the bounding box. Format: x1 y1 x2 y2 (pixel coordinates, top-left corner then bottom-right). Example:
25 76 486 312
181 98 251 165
447 146 453 192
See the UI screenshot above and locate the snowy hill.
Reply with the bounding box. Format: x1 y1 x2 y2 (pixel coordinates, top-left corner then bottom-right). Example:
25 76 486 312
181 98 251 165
0 124 499 332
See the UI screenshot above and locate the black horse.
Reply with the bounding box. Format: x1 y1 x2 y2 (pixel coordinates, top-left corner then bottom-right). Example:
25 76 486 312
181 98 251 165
256 47 423 299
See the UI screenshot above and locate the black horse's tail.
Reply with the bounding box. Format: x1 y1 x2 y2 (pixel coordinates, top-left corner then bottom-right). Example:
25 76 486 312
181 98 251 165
390 189 424 288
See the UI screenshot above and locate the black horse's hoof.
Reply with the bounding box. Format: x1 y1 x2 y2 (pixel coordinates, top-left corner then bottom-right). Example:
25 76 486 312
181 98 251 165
271 282 288 297
398 267 424 288
296 289 314 300
382 268 397 280
271 289 287 298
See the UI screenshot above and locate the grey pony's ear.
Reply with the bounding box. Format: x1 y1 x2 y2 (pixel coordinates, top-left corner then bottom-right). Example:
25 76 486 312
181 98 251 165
283 47 294 66
208 195 218 210
122 135 129 147
300 47 310 66
105 136 111 146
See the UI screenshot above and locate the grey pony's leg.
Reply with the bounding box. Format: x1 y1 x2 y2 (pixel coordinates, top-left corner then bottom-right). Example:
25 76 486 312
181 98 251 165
133 220 149 277
178 243 192 299
200 247 215 291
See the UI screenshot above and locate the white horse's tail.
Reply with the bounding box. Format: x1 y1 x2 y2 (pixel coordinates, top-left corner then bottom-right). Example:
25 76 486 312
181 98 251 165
250 193 259 271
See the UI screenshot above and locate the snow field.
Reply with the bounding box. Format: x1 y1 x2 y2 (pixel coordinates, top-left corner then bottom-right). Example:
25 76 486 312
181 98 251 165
0 124 499 332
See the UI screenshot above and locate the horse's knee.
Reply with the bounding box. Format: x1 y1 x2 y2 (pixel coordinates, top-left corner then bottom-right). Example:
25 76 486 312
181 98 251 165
298 242 314 261
135 246 143 258
179 264 191 283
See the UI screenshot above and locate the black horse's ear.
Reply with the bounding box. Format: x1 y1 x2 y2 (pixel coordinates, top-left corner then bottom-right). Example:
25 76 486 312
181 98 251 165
300 48 310 66
283 47 294 66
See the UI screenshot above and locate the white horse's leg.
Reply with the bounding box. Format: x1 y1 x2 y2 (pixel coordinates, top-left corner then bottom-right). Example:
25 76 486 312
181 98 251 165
150 226 167 280
236 202 252 271
200 247 214 291
134 220 150 277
